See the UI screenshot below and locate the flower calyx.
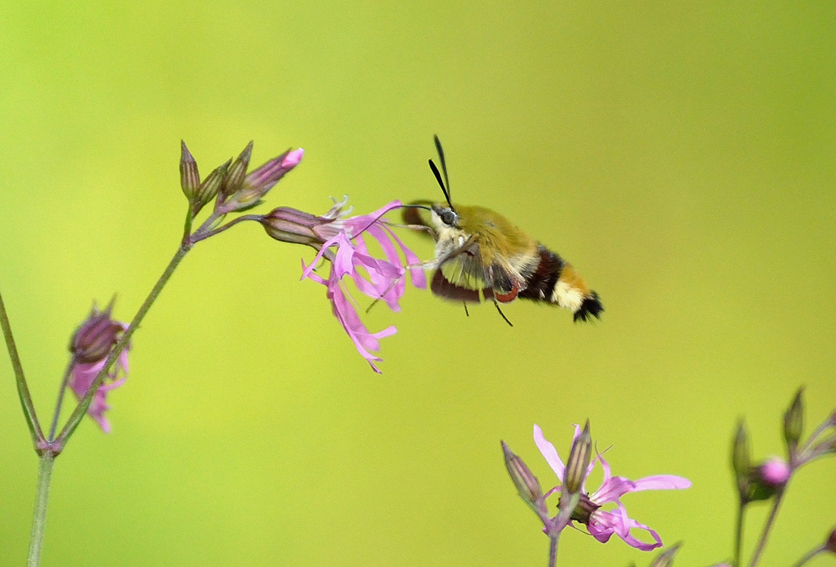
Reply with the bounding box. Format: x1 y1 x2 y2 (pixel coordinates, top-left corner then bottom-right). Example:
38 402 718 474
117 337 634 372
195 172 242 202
69 299 127 364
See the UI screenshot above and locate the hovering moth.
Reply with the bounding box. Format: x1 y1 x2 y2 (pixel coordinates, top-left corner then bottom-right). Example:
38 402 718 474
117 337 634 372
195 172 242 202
403 136 603 324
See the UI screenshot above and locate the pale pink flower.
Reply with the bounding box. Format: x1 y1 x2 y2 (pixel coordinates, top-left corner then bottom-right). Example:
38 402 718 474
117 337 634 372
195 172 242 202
533 424 691 551
69 305 130 432
263 198 426 372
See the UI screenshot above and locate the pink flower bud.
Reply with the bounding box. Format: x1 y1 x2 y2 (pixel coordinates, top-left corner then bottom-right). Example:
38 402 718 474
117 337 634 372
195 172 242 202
759 457 791 486
281 148 304 169
216 145 304 214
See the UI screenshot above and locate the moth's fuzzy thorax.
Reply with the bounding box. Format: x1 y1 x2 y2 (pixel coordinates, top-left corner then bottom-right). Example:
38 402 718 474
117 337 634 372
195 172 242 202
433 204 538 265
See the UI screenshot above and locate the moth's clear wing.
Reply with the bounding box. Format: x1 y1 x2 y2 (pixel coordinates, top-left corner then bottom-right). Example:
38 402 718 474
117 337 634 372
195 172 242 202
432 241 524 303
439 246 488 291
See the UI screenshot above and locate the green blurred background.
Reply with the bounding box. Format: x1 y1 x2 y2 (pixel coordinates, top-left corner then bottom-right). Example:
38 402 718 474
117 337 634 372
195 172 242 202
1 1 834 565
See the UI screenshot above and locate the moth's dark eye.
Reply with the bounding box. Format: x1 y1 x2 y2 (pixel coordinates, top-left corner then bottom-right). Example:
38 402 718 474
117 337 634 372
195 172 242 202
440 210 456 226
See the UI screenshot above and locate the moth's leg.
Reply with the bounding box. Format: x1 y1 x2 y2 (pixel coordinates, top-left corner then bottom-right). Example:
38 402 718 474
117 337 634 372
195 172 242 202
492 300 513 327
384 222 437 241
405 234 478 272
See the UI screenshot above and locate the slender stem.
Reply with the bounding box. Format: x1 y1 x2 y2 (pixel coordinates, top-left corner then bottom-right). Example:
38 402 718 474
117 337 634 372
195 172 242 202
548 535 558 567
790 545 825 567
190 214 260 243
747 488 786 567
54 244 190 446
792 545 827 567
27 452 55 567
805 434 836 462
734 502 745 566
48 359 76 441
182 207 194 245
189 212 224 242
0 288 44 445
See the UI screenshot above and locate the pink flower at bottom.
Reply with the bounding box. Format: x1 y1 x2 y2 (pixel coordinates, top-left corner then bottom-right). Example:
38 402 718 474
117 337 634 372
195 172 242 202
533 424 691 551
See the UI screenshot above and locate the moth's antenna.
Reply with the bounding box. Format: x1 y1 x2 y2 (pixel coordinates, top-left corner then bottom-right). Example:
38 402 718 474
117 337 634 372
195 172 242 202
428 160 453 210
429 135 454 211
434 135 450 200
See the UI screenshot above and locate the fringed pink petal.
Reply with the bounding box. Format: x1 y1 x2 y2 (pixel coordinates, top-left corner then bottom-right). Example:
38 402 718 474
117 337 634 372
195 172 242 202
342 200 403 236
630 475 692 492
381 224 427 289
588 506 663 551
533 425 565 480
591 476 637 505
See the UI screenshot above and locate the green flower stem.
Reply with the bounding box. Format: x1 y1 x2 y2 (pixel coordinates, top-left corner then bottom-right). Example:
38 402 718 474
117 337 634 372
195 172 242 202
734 502 745 566
54 243 190 447
182 207 194 244
27 452 55 567
548 534 558 567
190 214 260 243
189 211 224 242
747 487 786 567
47 359 77 441
790 545 825 567
0 287 44 445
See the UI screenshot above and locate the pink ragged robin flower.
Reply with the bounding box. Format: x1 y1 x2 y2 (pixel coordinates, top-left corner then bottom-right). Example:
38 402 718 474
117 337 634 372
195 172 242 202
260 198 426 372
533 424 691 551
68 304 130 432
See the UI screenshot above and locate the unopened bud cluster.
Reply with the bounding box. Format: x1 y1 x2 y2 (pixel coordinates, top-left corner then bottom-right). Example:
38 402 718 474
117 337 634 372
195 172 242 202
180 141 303 216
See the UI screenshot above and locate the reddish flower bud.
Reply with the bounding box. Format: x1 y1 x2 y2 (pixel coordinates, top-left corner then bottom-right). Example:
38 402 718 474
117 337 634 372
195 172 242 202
259 207 321 246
